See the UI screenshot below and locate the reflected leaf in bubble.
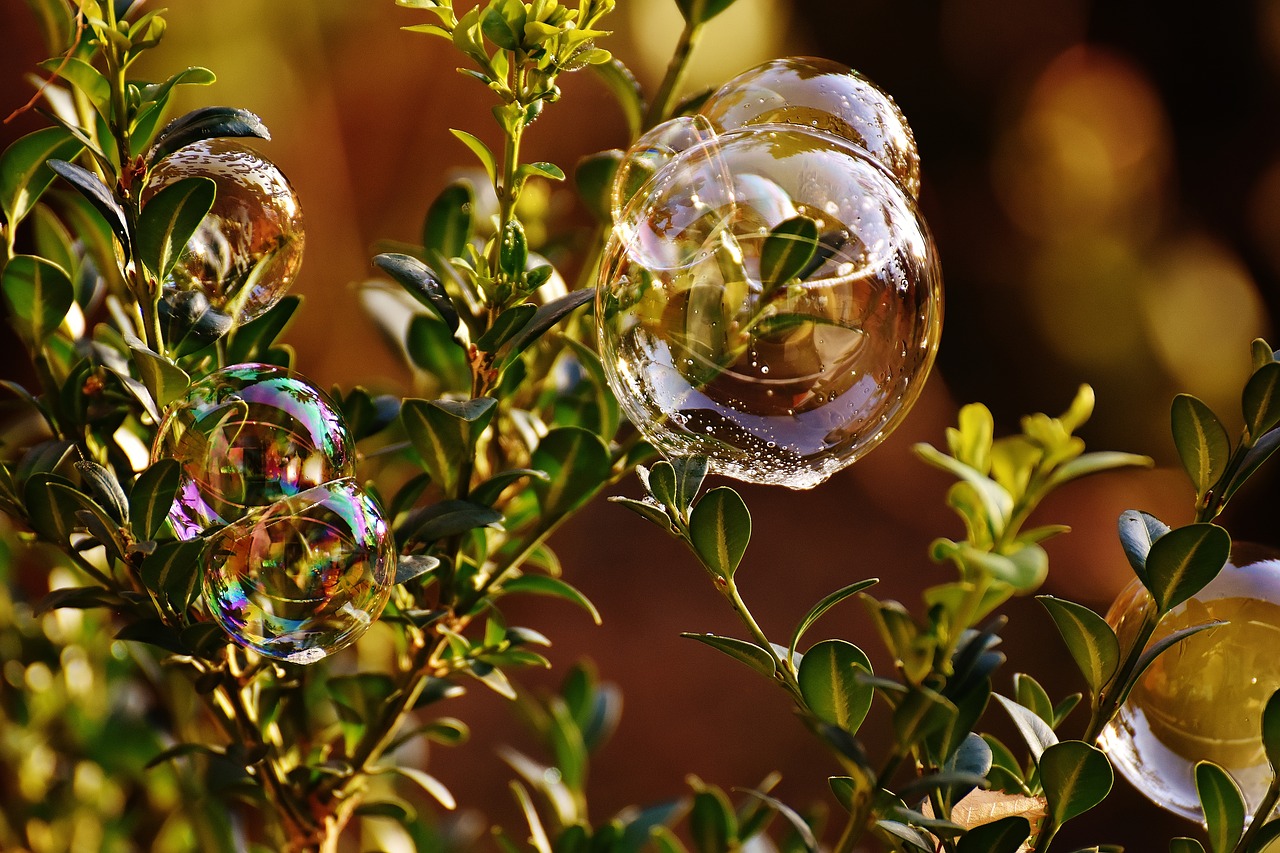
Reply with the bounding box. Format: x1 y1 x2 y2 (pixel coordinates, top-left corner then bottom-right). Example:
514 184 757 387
597 126 942 489
203 478 394 664
700 56 921 198
153 363 355 539
142 139 304 325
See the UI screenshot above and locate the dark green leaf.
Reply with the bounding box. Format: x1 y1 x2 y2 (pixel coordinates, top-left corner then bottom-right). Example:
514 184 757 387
789 579 879 661
1196 761 1245 853
0 126 83 226
591 59 644 137
405 314 469 390
23 472 80 544
354 799 417 824
1 254 74 343
502 575 601 624
400 397 496 498
956 817 1031 853
394 555 440 585
1169 839 1207 853
1144 523 1231 613
74 460 128 524
147 106 271 166
893 685 958 750
116 618 187 655
993 693 1059 763
140 538 206 613
609 496 675 533
797 639 873 733
423 180 474 259
688 486 750 580
226 295 301 364
47 159 130 249
1263 690 1280 774
1117 509 1169 583
1040 740 1113 826
575 150 623 222
1225 427 1280 503
1171 394 1231 502
374 253 460 333
689 787 736 853
34 585 124 615
475 303 535 352
471 468 550 506
130 343 190 408
1245 362 1280 442
759 216 819 292
145 742 224 769
671 455 708 513
531 427 610 521
497 289 595 367
498 219 528 281
645 461 679 510
398 500 501 545
130 458 181 540
681 632 775 678
137 176 216 279
1037 596 1119 694
674 0 741 24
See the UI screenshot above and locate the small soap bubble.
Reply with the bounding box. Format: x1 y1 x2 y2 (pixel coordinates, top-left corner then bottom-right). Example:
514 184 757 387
142 139 305 325
1099 544 1280 821
597 126 942 489
612 115 721 226
202 478 394 663
153 363 355 539
700 56 921 198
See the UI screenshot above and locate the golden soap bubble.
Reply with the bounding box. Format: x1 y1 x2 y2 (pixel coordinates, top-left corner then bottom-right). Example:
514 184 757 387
700 56 921 198
1099 544 1280 821
597 126 942 489
142 139 304 324
203 478 394 664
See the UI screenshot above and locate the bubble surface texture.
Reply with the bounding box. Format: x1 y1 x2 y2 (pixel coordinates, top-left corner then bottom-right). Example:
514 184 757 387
597 126 942 489
153 363 355 539
202 478 394 663
143 139 304 325
700 56 921 198
1099 545 1280 821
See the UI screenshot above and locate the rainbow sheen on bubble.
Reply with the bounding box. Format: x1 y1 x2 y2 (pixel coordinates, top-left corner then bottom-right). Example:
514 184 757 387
152 363 354 539
1099 544 1280 821
597 126 942 489
142 139 304 325
700 56 921 198
202 478 394 664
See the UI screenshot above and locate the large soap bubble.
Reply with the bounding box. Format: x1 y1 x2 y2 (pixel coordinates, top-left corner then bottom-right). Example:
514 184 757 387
597 126 942 489
153 363 355 539
142 139 305 325
202 478 394 664
700 56 921 198
1099 544 1280 821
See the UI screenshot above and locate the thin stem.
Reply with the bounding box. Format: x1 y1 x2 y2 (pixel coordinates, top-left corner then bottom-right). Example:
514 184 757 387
1084 606 1159 744
644 18 704 129
1235 776 1280 853
721 575 803 700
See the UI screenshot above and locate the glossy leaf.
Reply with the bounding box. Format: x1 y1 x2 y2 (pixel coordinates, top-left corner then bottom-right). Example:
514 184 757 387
38 57 109 112
1245 362 1280 442
0 126 83 226
128 458 181 540
140 538 207 613
689 787 736 853
1263 689 1280 774
674 0 741 24
497 288 595 367
955 817 1031 853
400 397 495 498
797 639 873 733
994 693 1058 764
609 496 675 533
475 303 535 352
1117 509 1170 582
73 460 128 524
394 555 440 585
681 633 774 677
1196 761 1245 853
130 344 190 408
1037 596 1119 693
1171 394 1230 502
423 179 474 259
1040 740 1112 826
1 254 74 344
379 766 456 810
893 685 958 750
374 253 460 333
48 158 131 249
147 106 271 166
398 500 501 545
450 129 497 184
1144 522 1231 613
688 486 750 580
137 176 216 279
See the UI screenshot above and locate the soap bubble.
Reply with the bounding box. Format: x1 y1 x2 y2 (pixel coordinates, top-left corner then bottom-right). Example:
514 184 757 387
700 56 921 198
153 363 355 539
142 139 304 325
203 478 394 664
1099 544 1280 821
612 115 720 224
597 126 942 489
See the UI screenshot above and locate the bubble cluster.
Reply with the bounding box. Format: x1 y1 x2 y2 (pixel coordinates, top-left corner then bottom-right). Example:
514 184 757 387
142 139 305 325
152 364 392 661
1099 545 1280 821
202 478 395 664
597 62 941 489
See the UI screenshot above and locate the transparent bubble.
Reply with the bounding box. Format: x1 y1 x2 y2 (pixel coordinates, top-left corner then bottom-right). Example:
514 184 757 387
612 115 720 224
700 56 921 198
142 139 305 325
597 127 942 489
1099 544 1280 821
153 363 355 539
203 478 394 664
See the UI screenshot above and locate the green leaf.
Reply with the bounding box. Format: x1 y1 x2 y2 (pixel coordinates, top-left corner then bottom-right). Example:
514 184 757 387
374 253 460 333
1014 672 1055 726
591 59 644 138
73 460 128 524
531 427 610 521
1117 509 1170 583
450 129 497 184
1143 523 1231 613
48 158 131 249
993 693 1059 763
689 787 737 853
34 585 124 615
38 56 110 113
609 496 675 533
147 106 271 166
1171 394 1231 503
502 575 601 625
1225 427 1280 503
130 343 190 408
955 817 1032 853
575 150 622 223
497 288 595 368
688 486 751 580
140 539 206 613
400 397 496 498
1245 362 1280 442
423 180 474 260
1037 596 1120 694
394 555 440 585
734 789 817 853
498 219 528 281
377 766 456 810
225 294 302 364
1047 451 1153 489
1170 840 1207 853
521 162 565 182
23 473 80 544
137 176 216 279
1127 621 1226 706
0 126 83 226
759 215 819 293
471 468 550 506
1263 690 1280 775
892 685 958 751
481 0 526 50
1196 761 1245 853
680 633 774 677
1040 741 1112 827
1 254 74 344
797 639 873 734
674 0 741 25
475 303 535 352
397 499 501 545
354 799 416 824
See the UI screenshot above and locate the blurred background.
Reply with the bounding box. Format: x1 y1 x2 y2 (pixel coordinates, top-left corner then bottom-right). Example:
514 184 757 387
4 0 1280 849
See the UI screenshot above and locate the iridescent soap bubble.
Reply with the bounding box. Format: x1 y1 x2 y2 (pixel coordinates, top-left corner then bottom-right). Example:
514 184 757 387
203 478 394 664
1099 544 1280 821
152 363 355 539
611 115 720 224
700 56 921 198
142 139 305 325
597 126 942 489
